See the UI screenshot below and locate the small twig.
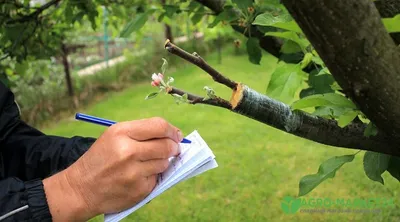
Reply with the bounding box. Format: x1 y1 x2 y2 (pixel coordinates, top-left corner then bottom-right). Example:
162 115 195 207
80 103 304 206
164 39 238 90
168 87 232 109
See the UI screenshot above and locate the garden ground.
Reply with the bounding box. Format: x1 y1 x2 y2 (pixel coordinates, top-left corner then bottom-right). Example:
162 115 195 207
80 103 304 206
42 48 400 222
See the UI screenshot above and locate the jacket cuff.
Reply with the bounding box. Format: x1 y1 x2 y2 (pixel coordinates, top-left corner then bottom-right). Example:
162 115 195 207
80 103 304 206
24 179 52 221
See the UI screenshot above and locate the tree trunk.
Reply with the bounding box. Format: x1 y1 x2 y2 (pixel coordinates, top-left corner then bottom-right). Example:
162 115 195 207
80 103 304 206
61 43 74 97
281 0 400 139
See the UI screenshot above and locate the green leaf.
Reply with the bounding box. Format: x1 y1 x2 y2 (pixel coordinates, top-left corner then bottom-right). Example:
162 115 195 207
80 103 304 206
246 38 262 65
265 31 310 50
363 151 391 184
280 40 302 54
300 53 313 69
338 110 359 128
267 64 306 103
299 154 355 196
308 70 335 94
208 6 239 28
232 0 253 10
316 67 331 76
291 93 356 110
120 11 153 38
145 92 159 100
330 82 342 91
253 12 303 33
163 5 180 18
387 156 400 182
313 106 349 118
382 15 400 33
191 7 205 25
161 58 168 74
364 122 378 137
14 61 28 76
187 1 200 11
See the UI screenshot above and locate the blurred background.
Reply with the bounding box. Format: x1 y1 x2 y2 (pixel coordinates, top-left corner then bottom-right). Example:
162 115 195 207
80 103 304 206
1 0 399 221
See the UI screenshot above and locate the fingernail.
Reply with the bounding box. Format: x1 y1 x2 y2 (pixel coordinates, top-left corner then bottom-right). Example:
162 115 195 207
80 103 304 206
176 143 181 156
177 130 183 142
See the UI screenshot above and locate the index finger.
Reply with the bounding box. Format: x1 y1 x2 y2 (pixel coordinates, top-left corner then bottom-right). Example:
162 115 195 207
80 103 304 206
115 117 183 143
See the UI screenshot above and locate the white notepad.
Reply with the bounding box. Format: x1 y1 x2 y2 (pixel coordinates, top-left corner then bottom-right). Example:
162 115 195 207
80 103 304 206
104 130 218 222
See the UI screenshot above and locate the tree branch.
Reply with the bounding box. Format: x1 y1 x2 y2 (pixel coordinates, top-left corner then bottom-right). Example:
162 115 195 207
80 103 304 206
165 40 238 89
281 0 400 139
167 87 232 109
164 41 400 157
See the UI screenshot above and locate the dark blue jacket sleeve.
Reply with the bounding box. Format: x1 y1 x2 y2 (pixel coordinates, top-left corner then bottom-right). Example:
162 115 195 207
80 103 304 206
0 82 96 221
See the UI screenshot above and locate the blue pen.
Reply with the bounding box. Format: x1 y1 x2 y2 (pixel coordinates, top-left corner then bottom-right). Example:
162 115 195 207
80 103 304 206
75 113 191 144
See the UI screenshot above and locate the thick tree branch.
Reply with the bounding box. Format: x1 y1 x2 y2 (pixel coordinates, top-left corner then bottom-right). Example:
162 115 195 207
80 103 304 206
281 0 400 139
164 41 400 157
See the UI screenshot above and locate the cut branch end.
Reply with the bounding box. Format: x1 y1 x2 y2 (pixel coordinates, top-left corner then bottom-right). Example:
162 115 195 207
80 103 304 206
230 83 244 109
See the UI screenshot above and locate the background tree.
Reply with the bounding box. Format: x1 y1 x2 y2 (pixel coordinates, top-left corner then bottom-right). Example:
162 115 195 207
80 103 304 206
1 0 400 197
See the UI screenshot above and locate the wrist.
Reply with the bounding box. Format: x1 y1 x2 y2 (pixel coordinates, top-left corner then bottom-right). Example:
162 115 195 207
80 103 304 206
43 169 94 221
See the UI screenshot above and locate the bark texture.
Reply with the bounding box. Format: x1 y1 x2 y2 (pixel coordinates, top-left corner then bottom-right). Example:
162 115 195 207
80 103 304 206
282 0 400 139
230 84 400 156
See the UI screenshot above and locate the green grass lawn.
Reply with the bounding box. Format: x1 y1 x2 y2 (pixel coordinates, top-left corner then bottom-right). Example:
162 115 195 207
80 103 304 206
42 48 400 222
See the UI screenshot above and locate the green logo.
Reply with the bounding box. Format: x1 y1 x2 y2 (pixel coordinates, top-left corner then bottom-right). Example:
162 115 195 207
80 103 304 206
281 196 301 214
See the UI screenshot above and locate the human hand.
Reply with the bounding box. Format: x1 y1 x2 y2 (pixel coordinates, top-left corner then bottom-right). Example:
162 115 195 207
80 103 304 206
43 117 182 221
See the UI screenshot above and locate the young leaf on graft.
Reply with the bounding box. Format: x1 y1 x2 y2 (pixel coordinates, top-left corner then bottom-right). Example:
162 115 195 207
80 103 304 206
298 154 355 196
145 92 159 100
291 93 357 110
363 151 391 185
267 63 307 103
161 58 168 74
246 38 262 65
